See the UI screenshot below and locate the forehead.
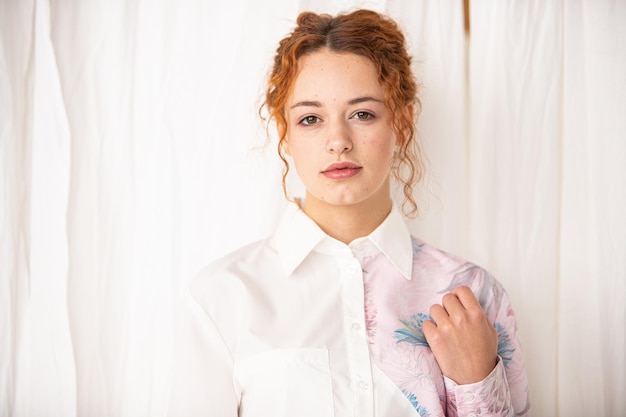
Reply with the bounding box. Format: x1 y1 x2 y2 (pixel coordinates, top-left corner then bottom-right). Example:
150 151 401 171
288 49 383 104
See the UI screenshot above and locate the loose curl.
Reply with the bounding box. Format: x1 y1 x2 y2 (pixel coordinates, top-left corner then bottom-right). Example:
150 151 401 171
261 9 424 216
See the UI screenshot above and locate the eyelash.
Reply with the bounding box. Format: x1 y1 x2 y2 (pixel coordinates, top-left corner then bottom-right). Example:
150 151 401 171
351 111 374 120
297 111 375 126
299 115 321 126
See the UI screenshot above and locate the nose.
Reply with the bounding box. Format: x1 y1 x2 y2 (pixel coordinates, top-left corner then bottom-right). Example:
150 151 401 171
326 121 353 154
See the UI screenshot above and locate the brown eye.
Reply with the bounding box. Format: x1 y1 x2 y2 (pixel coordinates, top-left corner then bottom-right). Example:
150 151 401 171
352 111 374 120
300 115 321 125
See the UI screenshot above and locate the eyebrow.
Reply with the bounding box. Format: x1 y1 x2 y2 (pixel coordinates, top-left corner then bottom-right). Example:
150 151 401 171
289 96 383 109
290 100 322 109
348 96 383 105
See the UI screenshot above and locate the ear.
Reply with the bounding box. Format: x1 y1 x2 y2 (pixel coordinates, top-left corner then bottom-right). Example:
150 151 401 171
395 103 414 147
277 121 292 155
406 103 415 120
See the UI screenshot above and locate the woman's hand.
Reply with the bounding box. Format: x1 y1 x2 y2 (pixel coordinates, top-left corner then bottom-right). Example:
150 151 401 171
422 285 498 385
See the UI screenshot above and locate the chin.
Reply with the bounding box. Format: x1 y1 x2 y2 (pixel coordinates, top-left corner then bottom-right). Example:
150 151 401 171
323 194 384 209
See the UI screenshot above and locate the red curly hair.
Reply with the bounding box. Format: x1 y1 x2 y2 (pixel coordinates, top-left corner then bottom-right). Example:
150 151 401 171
262 9 424 216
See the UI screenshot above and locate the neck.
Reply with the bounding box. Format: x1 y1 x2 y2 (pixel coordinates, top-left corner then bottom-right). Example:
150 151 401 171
301 196 392 245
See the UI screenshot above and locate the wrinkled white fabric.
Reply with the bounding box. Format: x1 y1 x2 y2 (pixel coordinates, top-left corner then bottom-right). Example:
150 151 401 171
1 0 624 416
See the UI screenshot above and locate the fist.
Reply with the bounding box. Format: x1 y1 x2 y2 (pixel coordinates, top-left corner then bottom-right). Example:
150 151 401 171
422 286 498 385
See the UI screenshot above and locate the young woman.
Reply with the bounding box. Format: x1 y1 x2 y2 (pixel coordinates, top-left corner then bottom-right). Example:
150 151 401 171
169 9 529 417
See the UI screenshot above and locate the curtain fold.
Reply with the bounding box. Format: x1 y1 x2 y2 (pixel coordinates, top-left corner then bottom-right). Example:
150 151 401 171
468 2 563 415
46 1 293 415
0 2 35 417
25 0 76 415
559 0 626 415
50 1 138 415
1 1 624 416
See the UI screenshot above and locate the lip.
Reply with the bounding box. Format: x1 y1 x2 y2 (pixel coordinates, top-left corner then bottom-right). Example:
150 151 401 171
322 162 362 180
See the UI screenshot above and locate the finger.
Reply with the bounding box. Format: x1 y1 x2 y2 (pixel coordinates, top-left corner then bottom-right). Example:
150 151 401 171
421 318 445 347
450 285 481 311
421 318 437 337
440 292 467 319
428 303 450 327
451 286 493 328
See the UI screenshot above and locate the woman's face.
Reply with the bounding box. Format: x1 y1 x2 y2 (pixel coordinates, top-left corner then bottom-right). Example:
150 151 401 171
284 48 399 213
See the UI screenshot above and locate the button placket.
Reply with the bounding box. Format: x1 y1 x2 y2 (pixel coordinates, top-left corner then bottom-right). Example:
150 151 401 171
346 263 359 275
341 256 374 416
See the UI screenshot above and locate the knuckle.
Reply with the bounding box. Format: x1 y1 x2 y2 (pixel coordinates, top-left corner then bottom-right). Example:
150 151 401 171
437 321 454 334
425 328 442 344
468 307 484 321
450 313 467 327
468 308 482 320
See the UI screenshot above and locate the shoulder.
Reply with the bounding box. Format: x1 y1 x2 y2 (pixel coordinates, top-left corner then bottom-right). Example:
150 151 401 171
410 235 505 306
189 237 280 308
195 239 274 280
411 236 482 275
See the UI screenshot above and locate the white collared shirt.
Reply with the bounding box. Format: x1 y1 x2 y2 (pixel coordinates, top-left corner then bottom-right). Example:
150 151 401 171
168 203 529 417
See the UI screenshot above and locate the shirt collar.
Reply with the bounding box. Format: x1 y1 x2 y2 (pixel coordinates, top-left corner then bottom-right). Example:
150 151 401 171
272 202 413 280
273 202 328 277
353 206 413 280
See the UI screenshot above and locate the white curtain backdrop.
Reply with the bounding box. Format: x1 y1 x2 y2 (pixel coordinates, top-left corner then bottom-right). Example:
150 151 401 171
1 1 624 416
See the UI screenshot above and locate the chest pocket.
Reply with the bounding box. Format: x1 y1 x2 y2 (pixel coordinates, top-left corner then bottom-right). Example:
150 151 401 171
234 348 335 417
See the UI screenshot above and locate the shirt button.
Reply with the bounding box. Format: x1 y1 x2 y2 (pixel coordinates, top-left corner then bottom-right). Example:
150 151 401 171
463 392 475 402
358 380 369 390
351 322 361 331
346 264 359 274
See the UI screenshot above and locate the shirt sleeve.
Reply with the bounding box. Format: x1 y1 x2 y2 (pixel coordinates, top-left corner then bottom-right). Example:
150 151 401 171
167 289 239 417
444 357 514 417
444 280 530 417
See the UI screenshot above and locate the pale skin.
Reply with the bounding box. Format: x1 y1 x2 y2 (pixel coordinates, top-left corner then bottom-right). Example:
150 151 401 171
283 49 397 244
283 48 498 385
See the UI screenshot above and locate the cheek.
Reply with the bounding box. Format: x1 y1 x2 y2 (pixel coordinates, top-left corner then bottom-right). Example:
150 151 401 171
284 130 306 159
288 141 315 174
364 135 396 160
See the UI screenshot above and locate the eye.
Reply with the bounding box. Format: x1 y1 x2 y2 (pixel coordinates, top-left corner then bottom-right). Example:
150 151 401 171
299 115 321 126
351 111 374 120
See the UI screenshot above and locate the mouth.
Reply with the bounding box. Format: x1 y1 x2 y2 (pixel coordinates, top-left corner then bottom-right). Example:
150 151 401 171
322 162 362 180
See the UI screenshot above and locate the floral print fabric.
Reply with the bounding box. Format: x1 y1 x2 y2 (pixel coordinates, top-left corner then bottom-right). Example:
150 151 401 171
356 236 530 416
